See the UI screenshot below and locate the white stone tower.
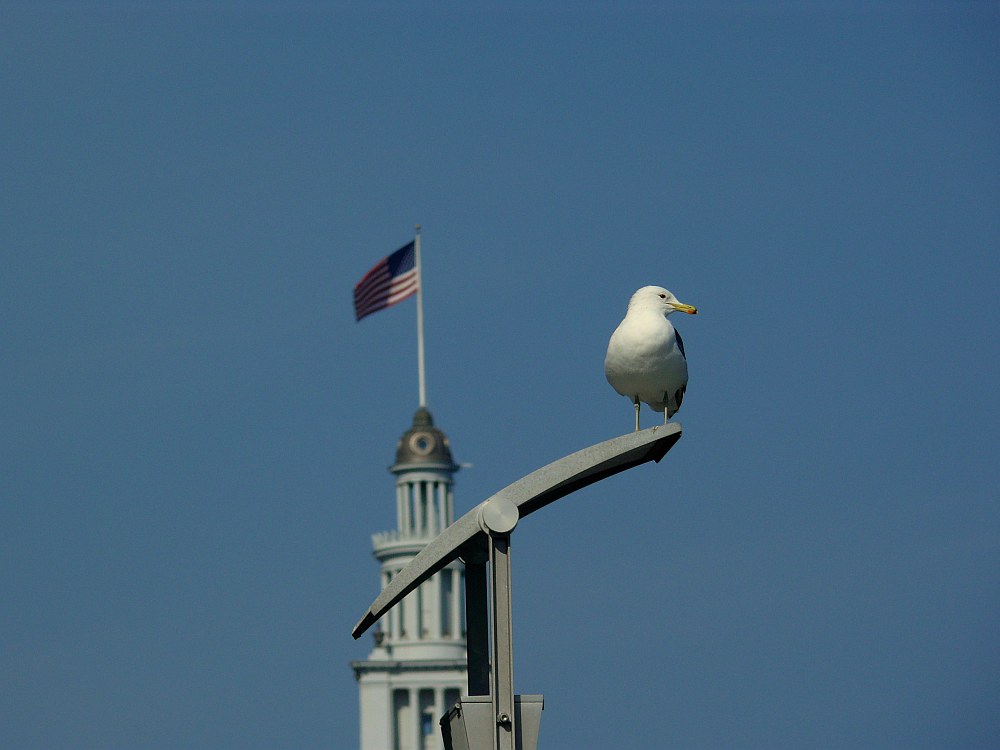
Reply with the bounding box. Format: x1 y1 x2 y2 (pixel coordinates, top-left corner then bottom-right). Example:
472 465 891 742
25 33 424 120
352 407 466 750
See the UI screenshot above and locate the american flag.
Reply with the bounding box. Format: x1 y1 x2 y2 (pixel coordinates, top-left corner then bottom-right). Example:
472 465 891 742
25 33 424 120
353 241 419 321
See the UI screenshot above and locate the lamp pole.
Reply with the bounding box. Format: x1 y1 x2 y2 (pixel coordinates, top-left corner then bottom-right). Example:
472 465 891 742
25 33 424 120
353 424 684 749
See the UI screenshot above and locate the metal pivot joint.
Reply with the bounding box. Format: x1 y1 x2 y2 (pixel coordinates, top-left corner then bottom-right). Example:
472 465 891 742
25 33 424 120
478 496 519 536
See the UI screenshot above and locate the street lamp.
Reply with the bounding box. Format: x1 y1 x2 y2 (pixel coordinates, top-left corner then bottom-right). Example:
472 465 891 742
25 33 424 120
353 423 683 750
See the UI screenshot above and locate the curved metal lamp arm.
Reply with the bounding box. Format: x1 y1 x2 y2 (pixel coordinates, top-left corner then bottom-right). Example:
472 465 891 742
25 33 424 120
352 423 682 639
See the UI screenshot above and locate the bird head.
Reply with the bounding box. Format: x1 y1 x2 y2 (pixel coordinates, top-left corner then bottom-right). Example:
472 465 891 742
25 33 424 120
629 286 698 316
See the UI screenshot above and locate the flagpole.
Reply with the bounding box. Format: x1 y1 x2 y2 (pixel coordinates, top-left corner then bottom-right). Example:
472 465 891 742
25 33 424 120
415 224 427 408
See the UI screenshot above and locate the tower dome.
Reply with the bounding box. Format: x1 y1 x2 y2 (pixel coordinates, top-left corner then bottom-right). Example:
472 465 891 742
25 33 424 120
391 406 458 471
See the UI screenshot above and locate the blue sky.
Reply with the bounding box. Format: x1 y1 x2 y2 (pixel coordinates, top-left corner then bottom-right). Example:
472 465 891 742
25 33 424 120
3 3 998 749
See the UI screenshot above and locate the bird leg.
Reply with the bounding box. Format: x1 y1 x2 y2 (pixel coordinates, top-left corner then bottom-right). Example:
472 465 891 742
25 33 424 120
663 392 669 425
633 395 640 432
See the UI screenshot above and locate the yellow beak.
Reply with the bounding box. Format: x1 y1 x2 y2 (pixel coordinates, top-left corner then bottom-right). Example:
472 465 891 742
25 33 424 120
670 302 698 315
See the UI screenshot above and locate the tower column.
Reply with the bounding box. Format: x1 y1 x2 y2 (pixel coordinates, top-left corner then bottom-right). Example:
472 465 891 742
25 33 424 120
396 485 405 535
424 482 434 536
435 482 451 531
434 687 445 749
410 687 420 750
401 484 412 536
414 482 424 536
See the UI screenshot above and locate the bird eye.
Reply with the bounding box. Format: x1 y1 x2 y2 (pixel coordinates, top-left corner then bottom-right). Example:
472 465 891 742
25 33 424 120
658 293 666 299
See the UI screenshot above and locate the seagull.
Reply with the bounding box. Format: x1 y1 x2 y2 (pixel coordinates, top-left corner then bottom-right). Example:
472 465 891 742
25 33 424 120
604 286 698 431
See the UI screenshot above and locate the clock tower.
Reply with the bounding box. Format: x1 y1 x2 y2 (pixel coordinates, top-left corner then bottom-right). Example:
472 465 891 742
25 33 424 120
352 408 466 750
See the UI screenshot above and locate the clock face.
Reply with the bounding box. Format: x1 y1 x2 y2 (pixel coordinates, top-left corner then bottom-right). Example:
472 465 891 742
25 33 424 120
408 431 436 457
